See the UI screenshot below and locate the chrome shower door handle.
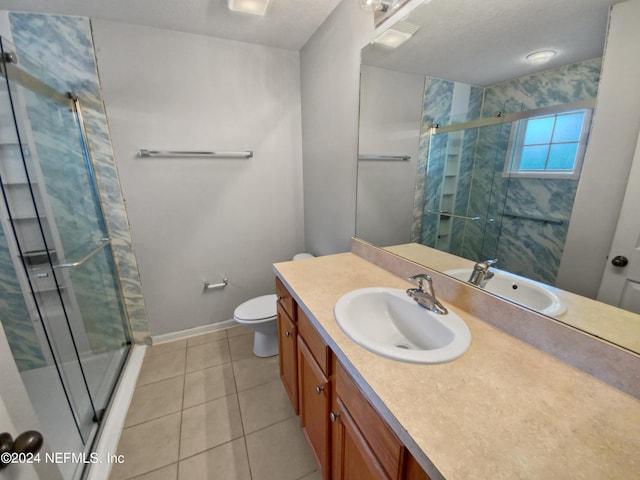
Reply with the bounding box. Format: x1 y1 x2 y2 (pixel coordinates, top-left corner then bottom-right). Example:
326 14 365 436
55 239 111 269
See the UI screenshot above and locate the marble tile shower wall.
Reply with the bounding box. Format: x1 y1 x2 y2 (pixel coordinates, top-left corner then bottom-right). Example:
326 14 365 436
476 58 601 283
412 58 601 285
412 78 483 253
0 225 46 370
0 13 150 370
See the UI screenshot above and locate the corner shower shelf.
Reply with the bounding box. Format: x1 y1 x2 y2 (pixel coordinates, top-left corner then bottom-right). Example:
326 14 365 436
20 249 57 266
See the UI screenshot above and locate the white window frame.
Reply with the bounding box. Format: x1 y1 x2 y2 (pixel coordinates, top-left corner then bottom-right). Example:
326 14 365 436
504 108 592 180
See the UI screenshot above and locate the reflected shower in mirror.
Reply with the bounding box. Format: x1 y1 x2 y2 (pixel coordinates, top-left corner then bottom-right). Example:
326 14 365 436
356 0 640 354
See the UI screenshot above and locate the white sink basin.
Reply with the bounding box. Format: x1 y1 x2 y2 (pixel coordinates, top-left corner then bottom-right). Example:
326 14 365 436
334 287 471 364
445 268 566 317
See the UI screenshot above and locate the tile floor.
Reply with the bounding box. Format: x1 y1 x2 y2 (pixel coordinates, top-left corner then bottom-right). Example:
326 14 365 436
109 326 320 480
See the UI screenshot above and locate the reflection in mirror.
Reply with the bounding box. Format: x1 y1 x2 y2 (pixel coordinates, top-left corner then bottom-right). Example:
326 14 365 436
356 0 640 354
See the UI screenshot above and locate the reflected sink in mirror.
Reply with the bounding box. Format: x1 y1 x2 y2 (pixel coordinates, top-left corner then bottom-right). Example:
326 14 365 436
334 287 471 364
446 268 566 318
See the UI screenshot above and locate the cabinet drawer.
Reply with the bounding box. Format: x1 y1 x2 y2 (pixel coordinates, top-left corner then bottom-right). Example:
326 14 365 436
276 276 296 320
297 306 330 376
336 362 403 480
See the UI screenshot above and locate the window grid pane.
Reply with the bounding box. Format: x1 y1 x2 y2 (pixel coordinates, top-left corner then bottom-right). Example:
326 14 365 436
523 116 554 145
552 112 584 143
520 145 549 170
512 110 586 175
547 143 579 170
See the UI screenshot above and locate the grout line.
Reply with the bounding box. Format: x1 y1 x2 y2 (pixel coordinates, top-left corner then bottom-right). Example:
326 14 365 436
243 415 299 437
228 337 255 479
175 343 188 480
125 463 178 479
243 433 254 480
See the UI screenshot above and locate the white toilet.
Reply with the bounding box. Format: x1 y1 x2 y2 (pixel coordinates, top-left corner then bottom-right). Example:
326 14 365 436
233 253 314 357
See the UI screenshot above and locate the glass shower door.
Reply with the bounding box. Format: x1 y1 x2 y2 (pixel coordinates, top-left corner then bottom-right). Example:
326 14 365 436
0 36 131 478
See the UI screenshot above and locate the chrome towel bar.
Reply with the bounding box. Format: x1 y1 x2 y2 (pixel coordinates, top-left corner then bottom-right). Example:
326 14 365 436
358 154 411 161
138 149 253 159
425 210 481 221
502 211 563 225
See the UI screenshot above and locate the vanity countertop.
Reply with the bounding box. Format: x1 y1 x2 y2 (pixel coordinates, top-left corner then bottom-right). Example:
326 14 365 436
274 252 640 480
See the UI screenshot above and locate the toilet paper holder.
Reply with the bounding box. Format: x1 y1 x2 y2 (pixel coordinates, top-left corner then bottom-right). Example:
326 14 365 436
204 277 228 290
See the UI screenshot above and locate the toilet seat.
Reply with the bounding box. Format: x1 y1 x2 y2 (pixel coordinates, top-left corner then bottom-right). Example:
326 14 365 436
234 294 277 322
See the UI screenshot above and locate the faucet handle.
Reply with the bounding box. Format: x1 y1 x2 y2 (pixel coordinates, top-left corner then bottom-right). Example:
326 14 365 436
408 273 432 290
475 259 498 270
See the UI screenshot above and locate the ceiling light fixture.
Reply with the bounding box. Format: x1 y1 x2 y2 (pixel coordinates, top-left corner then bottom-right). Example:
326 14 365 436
373 21 420 48
525 50 557 65
228 0 272 16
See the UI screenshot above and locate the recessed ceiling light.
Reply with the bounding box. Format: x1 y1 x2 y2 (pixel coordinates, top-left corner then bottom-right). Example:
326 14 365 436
373 21 420 48
525 50 557 65
228 0 272 16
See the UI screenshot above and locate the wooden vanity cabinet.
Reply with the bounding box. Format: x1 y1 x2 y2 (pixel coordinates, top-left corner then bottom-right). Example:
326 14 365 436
276 277 430 480
332 358 405 480
297 307 331 477
276 277 298 413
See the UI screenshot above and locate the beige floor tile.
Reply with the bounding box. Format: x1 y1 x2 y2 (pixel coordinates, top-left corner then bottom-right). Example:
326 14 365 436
228 333 255 361
185 339 231 373
226 325 253 338
233 355 280 392
245 417 317 480
238 379 295 434
186 330 227 347
183 363 236 409
128 463 178 479
110 413 181 479
178 438 251 480
180 394 244 459
125 376 184 427
146 339 187 358
137 350 186 386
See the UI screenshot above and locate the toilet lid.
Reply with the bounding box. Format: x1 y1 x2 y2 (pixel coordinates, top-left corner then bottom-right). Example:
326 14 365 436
234 294 278 321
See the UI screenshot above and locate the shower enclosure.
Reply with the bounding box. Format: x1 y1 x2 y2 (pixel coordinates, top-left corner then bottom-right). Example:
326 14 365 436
417 101 593 286
0 37 131 479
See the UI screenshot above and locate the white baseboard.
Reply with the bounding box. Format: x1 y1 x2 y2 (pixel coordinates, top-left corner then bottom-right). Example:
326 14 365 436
151 319 239 345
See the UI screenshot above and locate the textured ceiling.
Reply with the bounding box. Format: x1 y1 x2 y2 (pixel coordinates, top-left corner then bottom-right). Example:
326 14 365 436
0 0 343 50
362 0 624 86
0 0 628 85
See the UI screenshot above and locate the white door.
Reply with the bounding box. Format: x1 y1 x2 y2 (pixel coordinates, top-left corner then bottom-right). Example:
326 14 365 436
0 324 62 480
598 130 640 313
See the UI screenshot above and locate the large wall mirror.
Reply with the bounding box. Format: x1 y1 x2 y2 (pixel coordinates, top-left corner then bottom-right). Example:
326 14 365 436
356 0 640 354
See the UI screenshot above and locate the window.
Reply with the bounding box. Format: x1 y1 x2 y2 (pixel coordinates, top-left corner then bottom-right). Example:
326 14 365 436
505 109 591 179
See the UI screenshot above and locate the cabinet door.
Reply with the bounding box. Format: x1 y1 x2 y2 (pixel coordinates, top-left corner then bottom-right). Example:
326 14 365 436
298 337 330 477
278 303 298 413
332 397 391 480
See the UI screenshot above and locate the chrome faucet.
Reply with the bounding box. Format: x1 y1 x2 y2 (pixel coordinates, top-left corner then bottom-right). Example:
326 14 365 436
406 274 448 315
468 259 497 287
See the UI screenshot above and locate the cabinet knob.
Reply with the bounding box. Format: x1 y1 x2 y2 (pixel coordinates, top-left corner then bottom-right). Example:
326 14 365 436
276 295 284 302
285 330 291 337
329 412 339 423
315 385 325 394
